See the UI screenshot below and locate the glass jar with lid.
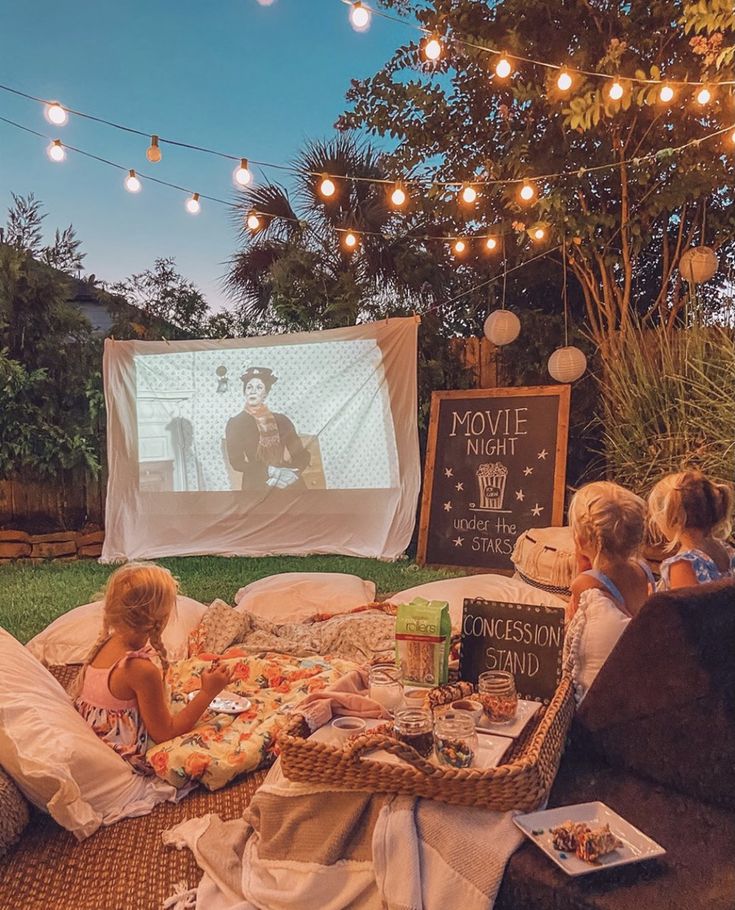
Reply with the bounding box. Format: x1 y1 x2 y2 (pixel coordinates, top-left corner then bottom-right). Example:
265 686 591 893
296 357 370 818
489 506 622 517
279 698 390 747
393 707 433 758
368 661 404 714
433 710 478 768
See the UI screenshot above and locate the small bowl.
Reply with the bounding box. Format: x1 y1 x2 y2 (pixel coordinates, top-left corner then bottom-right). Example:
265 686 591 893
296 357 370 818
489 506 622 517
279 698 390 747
404 688 428 708
331 717 367 740
450 698 483 724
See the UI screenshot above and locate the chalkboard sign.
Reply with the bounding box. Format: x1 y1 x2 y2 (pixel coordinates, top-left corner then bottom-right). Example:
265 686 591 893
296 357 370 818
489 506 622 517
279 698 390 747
418 386 570 572
459 598 565 704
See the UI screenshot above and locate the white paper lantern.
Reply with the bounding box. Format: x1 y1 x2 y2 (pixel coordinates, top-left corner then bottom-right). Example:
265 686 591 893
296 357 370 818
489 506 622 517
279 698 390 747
679 246 718 285
484 310 521 346
548 345 587 383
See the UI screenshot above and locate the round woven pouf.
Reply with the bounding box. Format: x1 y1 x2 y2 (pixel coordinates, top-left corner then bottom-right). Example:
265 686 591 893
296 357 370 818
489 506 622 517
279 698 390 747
0 767 30 857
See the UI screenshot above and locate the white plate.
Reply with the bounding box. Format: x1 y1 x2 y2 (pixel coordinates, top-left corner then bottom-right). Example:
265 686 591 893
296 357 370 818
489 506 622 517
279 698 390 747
477 699 541 738
310 718 512 771
514 802 666 877
187 690 252 715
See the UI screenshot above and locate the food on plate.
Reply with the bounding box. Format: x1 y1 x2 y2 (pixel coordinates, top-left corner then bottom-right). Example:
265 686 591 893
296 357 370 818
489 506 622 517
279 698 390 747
427 680 474 709
576 825 624 863
550 820 592 852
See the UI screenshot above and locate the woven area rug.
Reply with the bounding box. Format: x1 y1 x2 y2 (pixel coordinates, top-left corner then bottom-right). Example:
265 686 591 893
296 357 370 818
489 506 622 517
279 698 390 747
0 770 267 910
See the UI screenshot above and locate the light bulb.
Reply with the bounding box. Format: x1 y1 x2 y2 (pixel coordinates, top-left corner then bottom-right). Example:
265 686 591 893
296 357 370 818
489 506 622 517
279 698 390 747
246 211 261 231
423 37 442 61
659 84 674 103
495 57 512 79
233 158 252 186
124 169 142 193
47 139 65 162
390 185 407 207
186 193 201 214
460 185 477 204
319 174 336 198
453 239 467 255
557 70 572 91
45 102 68 126
731 128 735 145
485 236 498 251
609 81 624 101
146 135 162 163
519 182 536 202
344 231 358 249
533 227 546 241
696 87 711 106
349 2 371 31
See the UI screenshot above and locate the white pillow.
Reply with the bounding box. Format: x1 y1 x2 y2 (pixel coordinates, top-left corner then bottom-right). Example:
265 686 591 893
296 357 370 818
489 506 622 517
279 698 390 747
233 573 376 624
389 575 565 633
26 595 207 666
0 629 177 841
563 588 630 704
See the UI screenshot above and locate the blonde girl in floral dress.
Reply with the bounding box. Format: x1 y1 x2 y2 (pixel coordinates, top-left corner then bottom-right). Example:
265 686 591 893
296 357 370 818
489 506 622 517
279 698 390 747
73 562 231 773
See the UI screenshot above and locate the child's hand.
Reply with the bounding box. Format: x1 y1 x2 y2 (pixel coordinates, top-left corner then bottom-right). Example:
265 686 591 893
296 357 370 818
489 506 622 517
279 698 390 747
201 662 233 697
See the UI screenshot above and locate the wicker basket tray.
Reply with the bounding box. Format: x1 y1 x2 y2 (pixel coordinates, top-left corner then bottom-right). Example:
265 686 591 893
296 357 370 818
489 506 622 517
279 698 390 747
279 674 574 812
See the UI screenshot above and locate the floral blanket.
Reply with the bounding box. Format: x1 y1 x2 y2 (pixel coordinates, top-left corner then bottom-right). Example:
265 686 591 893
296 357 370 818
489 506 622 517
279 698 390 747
147 651 356 791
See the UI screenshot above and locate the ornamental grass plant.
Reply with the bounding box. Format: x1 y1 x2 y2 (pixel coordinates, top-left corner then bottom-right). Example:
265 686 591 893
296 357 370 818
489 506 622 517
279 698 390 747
598 319 735 495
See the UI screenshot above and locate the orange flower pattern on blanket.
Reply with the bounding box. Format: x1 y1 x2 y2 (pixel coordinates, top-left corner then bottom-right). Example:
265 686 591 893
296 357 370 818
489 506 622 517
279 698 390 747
147 652 355 791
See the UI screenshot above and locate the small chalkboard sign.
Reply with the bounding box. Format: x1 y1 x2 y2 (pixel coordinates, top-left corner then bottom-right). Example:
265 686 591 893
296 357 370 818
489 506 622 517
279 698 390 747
459 598 565 704
418 386 570 572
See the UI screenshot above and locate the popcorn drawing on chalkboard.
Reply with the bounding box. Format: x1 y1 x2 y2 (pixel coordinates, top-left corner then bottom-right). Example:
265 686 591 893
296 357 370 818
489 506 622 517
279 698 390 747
476 462 508 511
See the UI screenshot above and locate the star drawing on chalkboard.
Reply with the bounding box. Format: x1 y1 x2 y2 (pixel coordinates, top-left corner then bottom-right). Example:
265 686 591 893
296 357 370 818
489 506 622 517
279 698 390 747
531 503 544 516
523 466 533 476
452 536 464 547
455 482 464 492
537 449 548 460
515 489 525 502
443 501 453 512
444 467 454 478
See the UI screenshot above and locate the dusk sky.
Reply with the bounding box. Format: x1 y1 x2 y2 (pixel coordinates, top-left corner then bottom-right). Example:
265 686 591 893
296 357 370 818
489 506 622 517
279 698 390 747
0 0 402 310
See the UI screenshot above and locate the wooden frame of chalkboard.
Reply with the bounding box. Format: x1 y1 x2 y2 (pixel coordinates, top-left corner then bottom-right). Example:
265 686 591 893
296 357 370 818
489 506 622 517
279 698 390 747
417 385 570 572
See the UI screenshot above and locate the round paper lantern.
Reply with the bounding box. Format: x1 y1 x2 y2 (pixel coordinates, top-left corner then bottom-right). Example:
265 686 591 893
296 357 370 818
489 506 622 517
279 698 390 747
484 310 521 346
679 246 718 284
548 345 587 383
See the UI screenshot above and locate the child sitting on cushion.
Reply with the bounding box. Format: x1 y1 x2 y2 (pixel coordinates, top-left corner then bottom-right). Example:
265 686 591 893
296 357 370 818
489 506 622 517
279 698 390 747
564 482 655 703
73 562 232 773
648 470 734 591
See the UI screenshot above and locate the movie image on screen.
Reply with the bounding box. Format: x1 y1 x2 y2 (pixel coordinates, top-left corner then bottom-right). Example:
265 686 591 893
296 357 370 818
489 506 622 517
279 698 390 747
134 339 400 493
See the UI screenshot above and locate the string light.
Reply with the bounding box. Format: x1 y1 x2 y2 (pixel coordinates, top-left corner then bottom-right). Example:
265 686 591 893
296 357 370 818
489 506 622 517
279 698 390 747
659 84 675 103
696 87 712 106
519 182 536 202
423 36 443 61
349 1 371 31
246 210 261 231
185 192 201 214
495 56 512 79
485 236 498 251
557 70 573 91
460 184 477 204
233 158 252 186
319 173 336 198
124 169 142 193
609 81 624 101
453 238 467 256
533 226 546 241
343 230 359 249
731 128 735 145
44 102 67 126
46 139 65 162
146 135 162 163
390 184 407 207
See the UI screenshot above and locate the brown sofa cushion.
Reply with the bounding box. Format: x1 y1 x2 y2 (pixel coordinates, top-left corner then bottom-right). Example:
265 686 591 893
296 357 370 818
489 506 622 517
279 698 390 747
574 579 735 808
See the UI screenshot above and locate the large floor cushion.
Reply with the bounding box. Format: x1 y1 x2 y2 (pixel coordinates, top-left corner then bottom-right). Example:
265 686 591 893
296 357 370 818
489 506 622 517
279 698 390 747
234 573 377 624
497 749 735 910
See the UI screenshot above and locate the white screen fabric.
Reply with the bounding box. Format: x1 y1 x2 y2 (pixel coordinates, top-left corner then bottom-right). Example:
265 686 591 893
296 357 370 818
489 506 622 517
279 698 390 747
101 317 420 561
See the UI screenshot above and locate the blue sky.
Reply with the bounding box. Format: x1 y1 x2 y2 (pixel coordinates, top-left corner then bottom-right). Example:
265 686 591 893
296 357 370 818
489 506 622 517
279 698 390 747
0 0 401 309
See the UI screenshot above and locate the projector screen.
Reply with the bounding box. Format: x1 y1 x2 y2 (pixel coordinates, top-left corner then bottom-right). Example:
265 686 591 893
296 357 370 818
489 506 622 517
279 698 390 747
101 317 420 561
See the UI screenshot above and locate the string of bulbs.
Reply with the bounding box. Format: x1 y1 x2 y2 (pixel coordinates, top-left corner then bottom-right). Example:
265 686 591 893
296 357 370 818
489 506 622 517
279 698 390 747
341 0 735 94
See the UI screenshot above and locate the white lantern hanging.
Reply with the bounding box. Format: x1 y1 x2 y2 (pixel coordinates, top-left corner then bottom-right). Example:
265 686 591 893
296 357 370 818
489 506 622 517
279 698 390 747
484 310 521 346
548 345 587 383
679 246 718 285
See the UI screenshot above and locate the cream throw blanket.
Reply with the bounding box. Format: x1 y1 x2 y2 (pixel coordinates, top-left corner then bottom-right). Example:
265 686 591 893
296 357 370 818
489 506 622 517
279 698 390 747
163 760 523 910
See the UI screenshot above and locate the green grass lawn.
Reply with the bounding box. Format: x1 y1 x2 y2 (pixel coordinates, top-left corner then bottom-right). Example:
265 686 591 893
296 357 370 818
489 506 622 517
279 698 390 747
0 556 461 644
